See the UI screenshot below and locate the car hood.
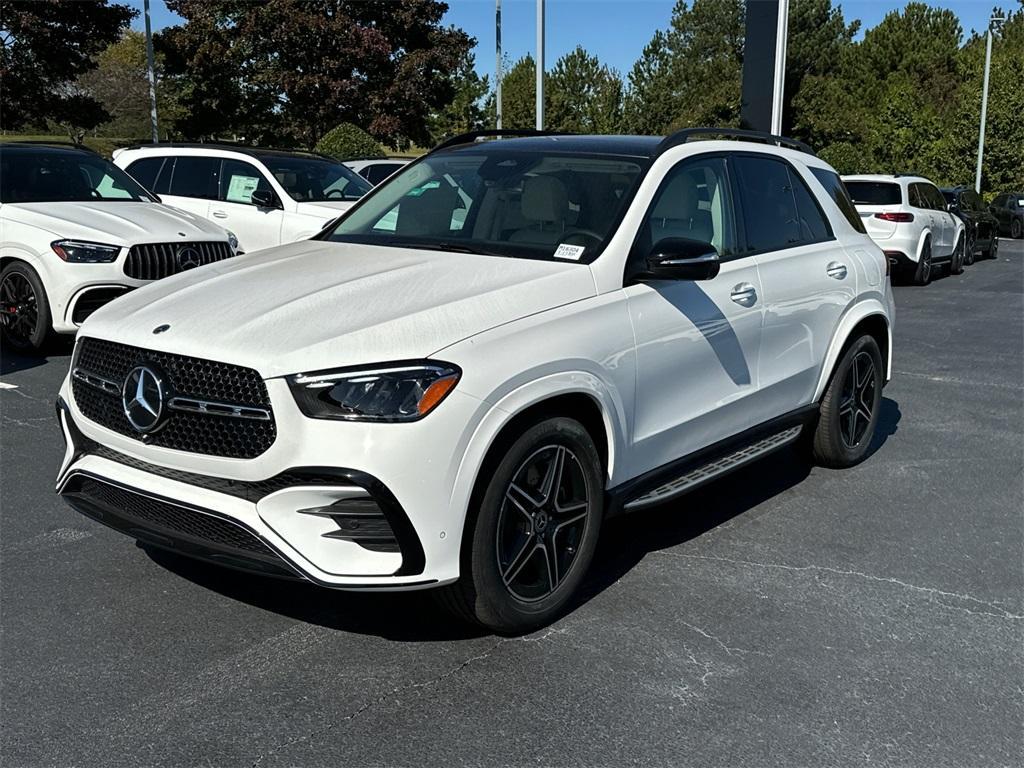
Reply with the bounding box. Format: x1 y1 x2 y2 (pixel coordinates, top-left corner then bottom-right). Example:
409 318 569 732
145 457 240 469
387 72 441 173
295 200 357 217
1 201 228 244
80 240 597 378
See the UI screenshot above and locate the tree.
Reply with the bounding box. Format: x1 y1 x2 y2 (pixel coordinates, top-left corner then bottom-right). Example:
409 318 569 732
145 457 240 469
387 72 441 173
78 30 183 139
494 54 541 130
0 0 136 136
160 0 472 148
547 46 623 133
429 49 490 143
316 123 386 161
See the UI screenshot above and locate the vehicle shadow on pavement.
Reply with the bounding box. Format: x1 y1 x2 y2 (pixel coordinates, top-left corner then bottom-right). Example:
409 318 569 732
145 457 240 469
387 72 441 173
1 336 75 376
143 397 900 641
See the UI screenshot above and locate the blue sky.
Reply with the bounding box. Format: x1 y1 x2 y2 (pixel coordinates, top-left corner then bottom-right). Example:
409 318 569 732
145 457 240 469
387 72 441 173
125 0 1006 82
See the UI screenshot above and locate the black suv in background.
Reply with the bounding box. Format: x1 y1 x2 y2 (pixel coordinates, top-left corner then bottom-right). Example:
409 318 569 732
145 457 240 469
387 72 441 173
989 192 1024 239
941 186 1000 262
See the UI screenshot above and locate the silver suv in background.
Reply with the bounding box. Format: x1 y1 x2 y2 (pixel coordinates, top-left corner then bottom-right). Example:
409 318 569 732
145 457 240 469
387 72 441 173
842 174 965 285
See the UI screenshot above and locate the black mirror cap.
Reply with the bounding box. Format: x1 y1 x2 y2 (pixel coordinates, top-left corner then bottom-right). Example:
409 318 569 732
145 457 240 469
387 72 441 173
251 188 280 209
645 237 721 281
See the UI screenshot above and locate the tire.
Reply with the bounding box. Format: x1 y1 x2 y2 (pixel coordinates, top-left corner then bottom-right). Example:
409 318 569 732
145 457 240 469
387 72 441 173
964 229 975 266
0 261 51 353
912 239 933 285
809 335 884 469
983 234 999 260
1012 219 1022 239
949 234 965 275
437 417 604 634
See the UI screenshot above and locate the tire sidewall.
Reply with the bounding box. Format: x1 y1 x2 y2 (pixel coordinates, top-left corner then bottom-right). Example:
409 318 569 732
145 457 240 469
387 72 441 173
0 261 51 353
914 239 932 285
467 417 604 633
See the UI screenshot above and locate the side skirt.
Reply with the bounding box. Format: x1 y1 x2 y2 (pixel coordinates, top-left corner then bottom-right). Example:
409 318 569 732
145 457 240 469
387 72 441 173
606 405 818 516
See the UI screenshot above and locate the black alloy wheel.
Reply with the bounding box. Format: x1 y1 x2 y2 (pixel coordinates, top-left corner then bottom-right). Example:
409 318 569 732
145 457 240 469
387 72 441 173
912 240 932 285
838 351 877 450
0 266 45 351
1012 219 1022 239
986 235 999 260
965 229 976 266
950 235 966 275
497 444 590 602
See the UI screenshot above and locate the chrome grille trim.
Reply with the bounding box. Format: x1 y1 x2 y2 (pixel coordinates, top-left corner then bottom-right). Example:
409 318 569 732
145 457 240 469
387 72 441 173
72 367 120 396
167 396 272 421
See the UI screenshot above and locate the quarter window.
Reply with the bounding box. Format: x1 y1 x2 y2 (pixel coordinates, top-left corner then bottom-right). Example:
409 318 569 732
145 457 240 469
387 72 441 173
789 168 833 242
810 168 866 233
167 156 219 199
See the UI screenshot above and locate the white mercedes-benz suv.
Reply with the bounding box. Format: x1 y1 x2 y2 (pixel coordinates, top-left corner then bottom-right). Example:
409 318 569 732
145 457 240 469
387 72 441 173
56 129 895 633
842 174 966 285
1 143 236 352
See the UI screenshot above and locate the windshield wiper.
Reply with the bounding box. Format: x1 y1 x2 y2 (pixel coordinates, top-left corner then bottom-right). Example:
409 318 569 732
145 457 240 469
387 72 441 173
398 241 508 257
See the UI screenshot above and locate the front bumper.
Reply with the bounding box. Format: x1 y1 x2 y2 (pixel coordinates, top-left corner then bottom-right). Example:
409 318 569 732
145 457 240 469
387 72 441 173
55 395 461 590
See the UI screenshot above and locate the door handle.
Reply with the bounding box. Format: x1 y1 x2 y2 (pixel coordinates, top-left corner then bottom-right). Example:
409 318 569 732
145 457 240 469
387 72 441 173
211 210 228 219
826 261 848 279
730 283 757 306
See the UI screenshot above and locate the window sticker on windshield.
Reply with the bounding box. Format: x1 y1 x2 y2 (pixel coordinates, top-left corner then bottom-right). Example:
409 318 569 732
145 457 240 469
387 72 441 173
553 243 586 261
226 175 260 203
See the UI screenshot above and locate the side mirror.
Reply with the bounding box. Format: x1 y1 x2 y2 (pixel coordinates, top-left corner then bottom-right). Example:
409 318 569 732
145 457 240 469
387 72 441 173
251 188 280 209
645 238 721 281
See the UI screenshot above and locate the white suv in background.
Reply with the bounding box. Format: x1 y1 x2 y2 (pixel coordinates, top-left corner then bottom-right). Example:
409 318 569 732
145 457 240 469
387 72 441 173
0 143 235 353
344 157 412 186
113 144 373 253
58 129 895 633
843 174 965 285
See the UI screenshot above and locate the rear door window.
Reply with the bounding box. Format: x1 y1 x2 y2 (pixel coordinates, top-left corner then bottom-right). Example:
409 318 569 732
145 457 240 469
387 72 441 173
845 181 902 206
167 156 219 199
810 168 866 233
732 155 801 252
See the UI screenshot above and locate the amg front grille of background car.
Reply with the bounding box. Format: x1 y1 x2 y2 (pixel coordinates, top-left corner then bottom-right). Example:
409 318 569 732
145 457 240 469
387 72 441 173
125 241 233 280
72 337 276 459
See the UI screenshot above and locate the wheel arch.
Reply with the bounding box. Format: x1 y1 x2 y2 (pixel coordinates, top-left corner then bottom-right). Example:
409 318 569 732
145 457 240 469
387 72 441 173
813 304 892 403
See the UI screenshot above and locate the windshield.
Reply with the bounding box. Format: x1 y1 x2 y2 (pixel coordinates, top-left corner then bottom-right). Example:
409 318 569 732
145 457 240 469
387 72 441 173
324 150 646 262
0 147 155 203
844 181 902 206
258 154 371 202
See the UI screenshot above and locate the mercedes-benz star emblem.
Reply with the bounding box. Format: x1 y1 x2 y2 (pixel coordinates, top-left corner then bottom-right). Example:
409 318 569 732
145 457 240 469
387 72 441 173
122 365 165 434
176 246 201 271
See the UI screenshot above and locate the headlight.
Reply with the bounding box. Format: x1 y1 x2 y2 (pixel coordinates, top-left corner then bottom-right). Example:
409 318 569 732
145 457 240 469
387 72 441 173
287 362 461 422
226 230 240 254
50 240 121 263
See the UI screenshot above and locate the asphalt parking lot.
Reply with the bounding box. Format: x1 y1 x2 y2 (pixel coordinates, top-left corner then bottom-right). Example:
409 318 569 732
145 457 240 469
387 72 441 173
1 241 1021 768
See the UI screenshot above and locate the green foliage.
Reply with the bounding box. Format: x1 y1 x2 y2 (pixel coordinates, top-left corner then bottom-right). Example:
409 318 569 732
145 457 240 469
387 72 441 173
496 54 541 130
0 0 137 137
315 123 386 162
429 49 490 143
547 46 623 133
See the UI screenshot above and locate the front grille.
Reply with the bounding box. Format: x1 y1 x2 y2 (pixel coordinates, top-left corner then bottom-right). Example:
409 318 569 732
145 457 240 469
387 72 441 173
72 337 276 459
72 476 274 555
125 241 233 280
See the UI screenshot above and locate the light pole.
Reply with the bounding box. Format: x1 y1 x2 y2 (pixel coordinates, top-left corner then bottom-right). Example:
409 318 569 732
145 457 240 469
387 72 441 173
975 13 1005 193
143 0 159 143
769 0 789 135
535 0 544 130
495 0 502 130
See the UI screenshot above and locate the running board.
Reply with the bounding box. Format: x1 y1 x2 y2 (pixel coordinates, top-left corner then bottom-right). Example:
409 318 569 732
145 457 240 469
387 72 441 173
623 426 803 511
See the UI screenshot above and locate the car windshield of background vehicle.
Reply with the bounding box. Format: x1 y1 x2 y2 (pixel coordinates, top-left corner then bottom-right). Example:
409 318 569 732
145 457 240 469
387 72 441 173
258 155 372 202
325 150 646 262
0 148 155 203
844 181 902 206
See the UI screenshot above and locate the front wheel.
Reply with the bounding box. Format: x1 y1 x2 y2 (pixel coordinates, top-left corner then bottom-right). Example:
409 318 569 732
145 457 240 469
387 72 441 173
964 230 976 266
983 235 999 260
437 417 604 634
0 261 51 353
1012 219 1022 239
808 335 884 468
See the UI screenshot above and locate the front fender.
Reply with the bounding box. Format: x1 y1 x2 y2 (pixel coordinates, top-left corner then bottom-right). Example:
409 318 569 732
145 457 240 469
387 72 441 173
812 299 893 403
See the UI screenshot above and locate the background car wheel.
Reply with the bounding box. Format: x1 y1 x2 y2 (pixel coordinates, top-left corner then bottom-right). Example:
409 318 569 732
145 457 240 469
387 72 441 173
809 334 884 469
1012 219 1022 239
984 235 999 260
964 231 976 266
949 235 965 275
912 240 932 285
0 261 51 353
437 416 604 635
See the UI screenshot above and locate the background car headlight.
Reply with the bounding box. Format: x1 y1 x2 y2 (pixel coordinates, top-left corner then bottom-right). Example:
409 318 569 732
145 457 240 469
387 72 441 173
50 240 121 263
287 362 460 422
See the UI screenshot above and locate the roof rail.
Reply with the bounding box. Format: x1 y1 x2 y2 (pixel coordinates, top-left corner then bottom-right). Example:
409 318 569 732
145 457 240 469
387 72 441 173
656 127 816 157
431 129 573 153
1 140 96 153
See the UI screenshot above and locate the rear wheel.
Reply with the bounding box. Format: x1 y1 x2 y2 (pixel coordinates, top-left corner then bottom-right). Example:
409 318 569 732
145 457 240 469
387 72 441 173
1012 219 1022 239
912 240 933 285
809 335 883 469
437 417 603 634
964 230 976 266
949 234 966 275
983 235 999 260
0 261 51 353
